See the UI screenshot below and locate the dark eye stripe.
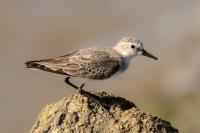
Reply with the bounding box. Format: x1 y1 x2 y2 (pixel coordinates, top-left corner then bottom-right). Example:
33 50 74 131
131 45 135 48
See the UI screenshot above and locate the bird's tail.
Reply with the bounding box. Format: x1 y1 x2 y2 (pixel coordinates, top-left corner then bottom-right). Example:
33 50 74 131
25 60 42 69
25 60 69 75
25 60 53 72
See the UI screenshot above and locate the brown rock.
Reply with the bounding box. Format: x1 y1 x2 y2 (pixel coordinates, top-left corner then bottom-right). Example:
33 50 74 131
30 91 179 133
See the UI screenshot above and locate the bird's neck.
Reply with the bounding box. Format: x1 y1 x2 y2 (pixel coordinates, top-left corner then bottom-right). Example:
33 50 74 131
112 47 136 71
119 57 130 71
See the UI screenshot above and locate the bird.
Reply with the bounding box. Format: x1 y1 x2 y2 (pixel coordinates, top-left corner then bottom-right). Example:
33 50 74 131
25 37 158 91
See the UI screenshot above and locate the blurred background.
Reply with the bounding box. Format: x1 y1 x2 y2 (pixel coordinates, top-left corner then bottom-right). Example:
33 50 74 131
1 0 200 132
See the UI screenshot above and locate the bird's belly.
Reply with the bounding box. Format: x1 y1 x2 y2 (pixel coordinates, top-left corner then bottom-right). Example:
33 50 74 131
84 68 124 80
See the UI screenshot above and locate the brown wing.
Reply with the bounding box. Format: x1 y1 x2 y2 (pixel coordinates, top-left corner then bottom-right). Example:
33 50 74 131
25 48 120 79
25 51 80 76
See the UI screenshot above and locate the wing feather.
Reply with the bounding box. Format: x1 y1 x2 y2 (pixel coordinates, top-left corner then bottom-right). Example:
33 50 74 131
26 48 121 79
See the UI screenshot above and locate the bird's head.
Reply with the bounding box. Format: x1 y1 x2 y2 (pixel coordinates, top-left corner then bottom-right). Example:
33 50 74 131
113 37 158 60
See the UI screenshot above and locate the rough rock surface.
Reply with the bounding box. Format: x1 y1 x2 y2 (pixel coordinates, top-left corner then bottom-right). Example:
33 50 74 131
30 91 179 133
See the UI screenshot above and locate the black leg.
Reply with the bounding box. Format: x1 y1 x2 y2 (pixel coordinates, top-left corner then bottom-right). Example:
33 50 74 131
64 77 110 112
65 77 86 91
65 77 79 90
78 83 85 92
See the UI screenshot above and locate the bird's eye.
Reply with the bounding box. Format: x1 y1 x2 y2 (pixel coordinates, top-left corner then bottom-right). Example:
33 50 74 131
131 45 135 48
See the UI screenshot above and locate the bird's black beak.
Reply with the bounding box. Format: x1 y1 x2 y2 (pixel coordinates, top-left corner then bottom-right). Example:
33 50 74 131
142 50 158 60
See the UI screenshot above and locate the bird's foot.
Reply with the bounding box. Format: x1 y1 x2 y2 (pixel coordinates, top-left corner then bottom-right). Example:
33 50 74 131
79 90 110 111
64 77 111 113
78 83 85 92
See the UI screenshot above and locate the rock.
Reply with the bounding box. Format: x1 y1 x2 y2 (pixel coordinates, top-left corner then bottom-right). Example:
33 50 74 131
30 91 179 133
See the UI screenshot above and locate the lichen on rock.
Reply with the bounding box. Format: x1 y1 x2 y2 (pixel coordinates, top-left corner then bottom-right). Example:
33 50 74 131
30 91 179 133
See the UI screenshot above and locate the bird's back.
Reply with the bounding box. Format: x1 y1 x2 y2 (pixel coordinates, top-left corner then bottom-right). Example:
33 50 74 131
26 47 123 80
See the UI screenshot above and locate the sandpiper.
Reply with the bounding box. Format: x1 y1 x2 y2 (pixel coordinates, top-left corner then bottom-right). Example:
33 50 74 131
25 37 157 91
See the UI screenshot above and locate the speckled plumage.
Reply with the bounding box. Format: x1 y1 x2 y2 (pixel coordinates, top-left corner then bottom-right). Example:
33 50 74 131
26 48 123 80
26 37 157 81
